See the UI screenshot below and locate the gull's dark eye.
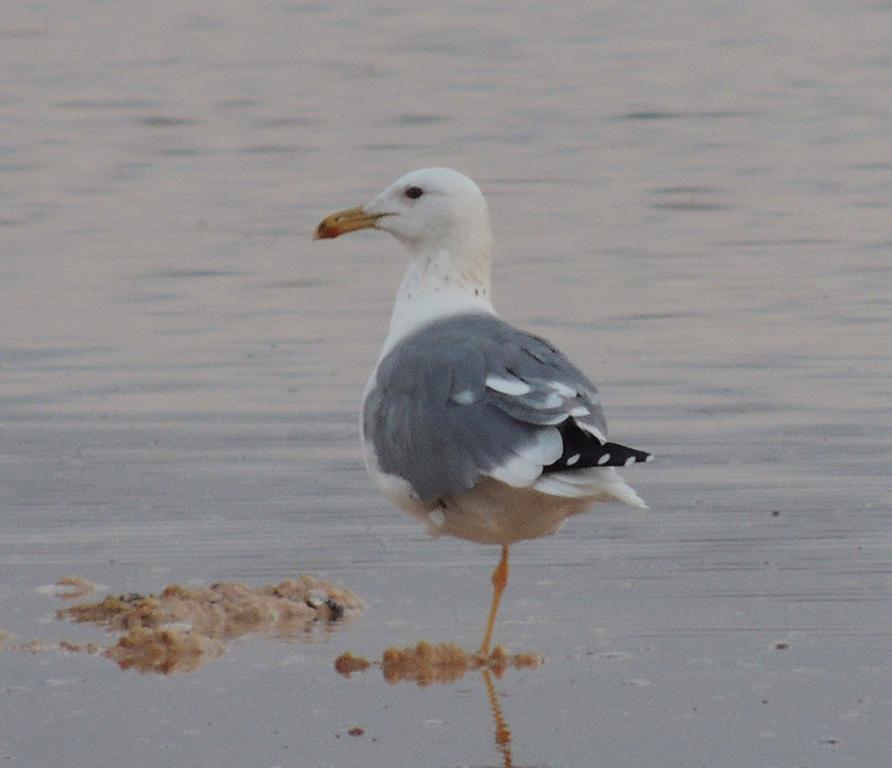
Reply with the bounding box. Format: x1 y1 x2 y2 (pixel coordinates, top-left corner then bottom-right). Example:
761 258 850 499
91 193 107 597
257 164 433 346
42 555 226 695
405 186 424 200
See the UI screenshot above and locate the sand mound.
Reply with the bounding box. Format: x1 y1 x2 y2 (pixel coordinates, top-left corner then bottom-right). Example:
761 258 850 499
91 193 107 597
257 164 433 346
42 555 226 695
3 575 362 674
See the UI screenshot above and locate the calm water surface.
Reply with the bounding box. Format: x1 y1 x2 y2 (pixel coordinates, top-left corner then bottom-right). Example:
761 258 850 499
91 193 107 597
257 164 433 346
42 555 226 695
2 2 891 766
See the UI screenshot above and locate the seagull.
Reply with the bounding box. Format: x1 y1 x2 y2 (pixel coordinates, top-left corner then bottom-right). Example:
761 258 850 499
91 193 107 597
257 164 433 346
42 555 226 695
315 168 651 654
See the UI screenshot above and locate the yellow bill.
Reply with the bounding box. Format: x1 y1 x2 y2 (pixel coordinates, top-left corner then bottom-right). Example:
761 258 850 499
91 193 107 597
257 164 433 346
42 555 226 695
314 206 384 240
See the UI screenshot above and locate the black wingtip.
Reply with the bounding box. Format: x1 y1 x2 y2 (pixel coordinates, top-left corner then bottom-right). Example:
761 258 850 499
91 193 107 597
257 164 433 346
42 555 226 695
601 442 652 468
543 420 653 473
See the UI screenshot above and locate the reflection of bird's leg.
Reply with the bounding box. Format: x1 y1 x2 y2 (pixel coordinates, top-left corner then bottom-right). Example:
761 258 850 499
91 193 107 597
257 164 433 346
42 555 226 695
482 669 513 768
480 545 510 655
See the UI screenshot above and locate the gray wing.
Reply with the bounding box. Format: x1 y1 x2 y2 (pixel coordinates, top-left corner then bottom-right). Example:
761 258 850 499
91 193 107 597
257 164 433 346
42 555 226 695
363 313 610 502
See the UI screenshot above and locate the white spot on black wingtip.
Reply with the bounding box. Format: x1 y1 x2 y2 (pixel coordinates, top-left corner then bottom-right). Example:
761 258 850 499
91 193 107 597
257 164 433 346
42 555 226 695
624 456 636 466
597 453 611 466
566 453 581 466
644 453 654 462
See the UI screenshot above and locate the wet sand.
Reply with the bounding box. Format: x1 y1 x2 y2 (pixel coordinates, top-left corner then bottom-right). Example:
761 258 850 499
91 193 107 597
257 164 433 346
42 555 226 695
2 1 891 766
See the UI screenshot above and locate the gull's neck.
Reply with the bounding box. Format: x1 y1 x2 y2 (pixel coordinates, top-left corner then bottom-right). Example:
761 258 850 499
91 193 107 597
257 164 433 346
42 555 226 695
380 241 495 357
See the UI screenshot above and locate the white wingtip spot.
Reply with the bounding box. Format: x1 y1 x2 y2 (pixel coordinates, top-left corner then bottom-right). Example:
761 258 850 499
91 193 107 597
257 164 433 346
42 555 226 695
485 374 531 396
566 453 581 466
624 456 636 466
597 453 611 466
428 509 446 528
569 406 590 417
645 454 654 462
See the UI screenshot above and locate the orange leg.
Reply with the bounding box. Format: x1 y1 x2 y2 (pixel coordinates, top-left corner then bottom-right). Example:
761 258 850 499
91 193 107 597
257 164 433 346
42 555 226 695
480 544 510 656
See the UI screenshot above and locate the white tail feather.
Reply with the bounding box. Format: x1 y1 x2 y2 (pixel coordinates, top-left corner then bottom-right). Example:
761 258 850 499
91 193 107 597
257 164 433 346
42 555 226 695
533 467 648 509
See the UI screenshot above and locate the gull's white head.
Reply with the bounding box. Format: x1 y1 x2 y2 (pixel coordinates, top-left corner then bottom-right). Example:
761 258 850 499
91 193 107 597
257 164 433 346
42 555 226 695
316 168 496 346
315 167 491 256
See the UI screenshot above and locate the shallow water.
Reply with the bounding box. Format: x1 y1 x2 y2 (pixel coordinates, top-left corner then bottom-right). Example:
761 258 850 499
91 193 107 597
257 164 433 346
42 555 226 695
2 1 891 766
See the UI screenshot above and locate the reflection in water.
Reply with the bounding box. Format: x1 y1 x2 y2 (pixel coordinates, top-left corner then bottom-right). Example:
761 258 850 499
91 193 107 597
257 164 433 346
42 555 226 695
482 669 514 768
1 576 362 674
336 642 542 767
335 641 540 686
